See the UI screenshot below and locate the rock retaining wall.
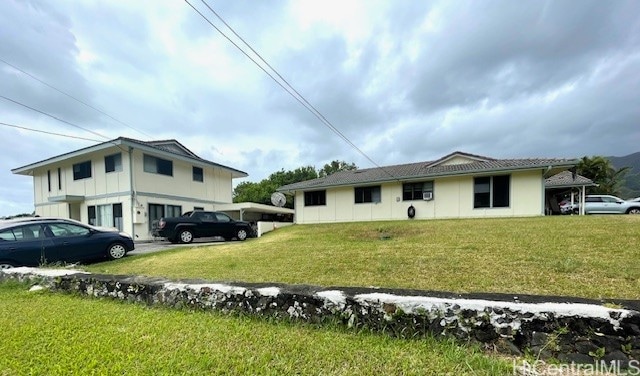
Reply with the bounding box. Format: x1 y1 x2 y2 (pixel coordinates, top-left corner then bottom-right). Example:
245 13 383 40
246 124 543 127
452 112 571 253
2 267 639 365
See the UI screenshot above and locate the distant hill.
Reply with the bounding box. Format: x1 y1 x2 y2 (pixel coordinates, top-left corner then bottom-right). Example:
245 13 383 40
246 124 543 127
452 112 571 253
608 151 640 199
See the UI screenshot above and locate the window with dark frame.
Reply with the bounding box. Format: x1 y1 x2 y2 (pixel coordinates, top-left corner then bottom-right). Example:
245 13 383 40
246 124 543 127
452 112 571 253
148 203 165 230
73 161 92 180
473 175 510 208
88 206 96 226
192 166 204 182
105 153 122 173
57 168 62 190
354 186 381 204
304 190 326 206
47 170 51 192
143 154 173 176
402 181 434 201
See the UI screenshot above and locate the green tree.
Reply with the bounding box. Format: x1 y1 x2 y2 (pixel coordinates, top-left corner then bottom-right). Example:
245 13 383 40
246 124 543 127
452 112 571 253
233 162 359 207
232 166 319 208
576 156 630 195
318 160 358 177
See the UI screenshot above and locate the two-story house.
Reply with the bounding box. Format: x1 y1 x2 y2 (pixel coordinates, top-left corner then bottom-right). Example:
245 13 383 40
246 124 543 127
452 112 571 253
12 137 247 240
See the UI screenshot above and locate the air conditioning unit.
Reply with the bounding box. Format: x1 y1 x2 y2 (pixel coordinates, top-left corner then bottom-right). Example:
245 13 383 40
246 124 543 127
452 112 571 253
422 191 433 201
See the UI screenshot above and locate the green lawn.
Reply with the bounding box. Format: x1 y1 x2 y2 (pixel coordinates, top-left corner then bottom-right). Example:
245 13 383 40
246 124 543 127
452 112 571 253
87 215 640 300
0 281 512 375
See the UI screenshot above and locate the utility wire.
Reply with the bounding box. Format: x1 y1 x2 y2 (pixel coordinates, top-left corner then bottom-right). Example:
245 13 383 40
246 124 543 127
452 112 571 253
0 57 153 139
0 94 111 141
0 121 103 142
0 94 126 152
186 0 399 181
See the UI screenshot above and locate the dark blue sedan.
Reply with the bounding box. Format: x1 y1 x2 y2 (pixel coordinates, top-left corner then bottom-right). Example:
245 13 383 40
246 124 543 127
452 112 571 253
0 218 135 269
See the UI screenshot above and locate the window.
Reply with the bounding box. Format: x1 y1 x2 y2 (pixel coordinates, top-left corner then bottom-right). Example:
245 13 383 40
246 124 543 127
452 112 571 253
88 203 123 231
304 190 326 206
166 205 182 218
474 175 510 208
88 206 97 226
0 225 42 241
14 224 45 241
113 203 123 231
355 186 381 203
193 166 204 182
0 229 16 241
73 161 92 180
97 204 113 229
215 212 232 222
47 170 51 192
105 153 122 173
143 154 173 176
403 181 434 201
149 204 165 230
194 206 205 211
47 223 90 237
57 168 62 190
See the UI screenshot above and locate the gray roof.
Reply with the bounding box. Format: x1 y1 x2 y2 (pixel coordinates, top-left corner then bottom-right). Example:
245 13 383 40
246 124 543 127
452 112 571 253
12 137 248 178
544 170 596 188
278 152 578 192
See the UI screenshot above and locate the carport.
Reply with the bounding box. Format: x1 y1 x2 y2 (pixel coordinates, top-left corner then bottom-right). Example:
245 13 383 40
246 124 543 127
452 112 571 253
544 171 596 215
214 202 294 237
215 202 294 222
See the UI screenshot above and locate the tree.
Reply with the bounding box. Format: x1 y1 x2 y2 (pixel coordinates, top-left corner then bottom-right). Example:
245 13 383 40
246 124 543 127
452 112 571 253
232 166 318 208
576 156 630 195
318 160 358 177
233 162 357 207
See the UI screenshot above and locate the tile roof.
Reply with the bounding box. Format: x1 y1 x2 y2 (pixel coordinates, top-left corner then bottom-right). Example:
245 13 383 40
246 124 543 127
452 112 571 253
544 170 595 188
278 153 578 192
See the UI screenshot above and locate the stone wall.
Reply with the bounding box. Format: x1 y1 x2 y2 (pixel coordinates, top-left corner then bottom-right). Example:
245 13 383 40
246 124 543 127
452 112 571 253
2 267 639 366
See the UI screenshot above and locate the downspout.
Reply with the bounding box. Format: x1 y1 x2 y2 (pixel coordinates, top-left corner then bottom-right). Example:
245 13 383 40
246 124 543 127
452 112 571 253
128 147 136 239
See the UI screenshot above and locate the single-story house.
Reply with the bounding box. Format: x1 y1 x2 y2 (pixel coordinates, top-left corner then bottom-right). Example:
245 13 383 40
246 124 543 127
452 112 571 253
277 151 579 223
12 137 292 240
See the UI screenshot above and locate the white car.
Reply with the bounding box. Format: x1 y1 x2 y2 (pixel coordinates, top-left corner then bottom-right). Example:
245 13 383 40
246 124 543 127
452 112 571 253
573 195 640 214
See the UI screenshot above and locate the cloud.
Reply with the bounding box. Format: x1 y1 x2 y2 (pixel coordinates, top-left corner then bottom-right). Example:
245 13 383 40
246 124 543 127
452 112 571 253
0 0 639 215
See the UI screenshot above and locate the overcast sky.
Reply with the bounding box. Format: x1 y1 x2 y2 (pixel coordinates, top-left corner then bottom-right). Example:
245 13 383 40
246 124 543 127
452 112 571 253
1 0 639 216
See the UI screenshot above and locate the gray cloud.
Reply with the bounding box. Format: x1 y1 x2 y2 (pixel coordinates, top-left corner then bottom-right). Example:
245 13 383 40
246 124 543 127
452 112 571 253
0 0 639 215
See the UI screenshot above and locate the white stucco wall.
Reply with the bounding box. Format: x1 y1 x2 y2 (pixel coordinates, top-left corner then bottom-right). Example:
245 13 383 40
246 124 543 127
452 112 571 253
294 170 544 224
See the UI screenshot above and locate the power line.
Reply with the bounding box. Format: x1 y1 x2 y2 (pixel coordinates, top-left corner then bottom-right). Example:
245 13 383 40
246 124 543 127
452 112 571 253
0 94 112 141
0 94 126 152
0 57 153 139
186 0 399 181
0 121 103 142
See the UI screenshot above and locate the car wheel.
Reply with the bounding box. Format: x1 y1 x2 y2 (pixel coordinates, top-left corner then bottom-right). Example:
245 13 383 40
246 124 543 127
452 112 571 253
0 261 16 270
179 229 194 244
236 228 248 241
107 243 127 260
627 208 640 214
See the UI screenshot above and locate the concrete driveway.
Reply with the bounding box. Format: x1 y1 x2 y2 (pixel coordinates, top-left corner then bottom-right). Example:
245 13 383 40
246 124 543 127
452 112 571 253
130 237 227 255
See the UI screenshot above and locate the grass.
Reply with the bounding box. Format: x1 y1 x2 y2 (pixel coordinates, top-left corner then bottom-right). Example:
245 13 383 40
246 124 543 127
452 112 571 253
86 215 640 300
0 281 512 375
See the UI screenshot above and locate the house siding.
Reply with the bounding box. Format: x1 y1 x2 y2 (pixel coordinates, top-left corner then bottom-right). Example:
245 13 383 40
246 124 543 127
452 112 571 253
27 143 238 241
293 170 544 224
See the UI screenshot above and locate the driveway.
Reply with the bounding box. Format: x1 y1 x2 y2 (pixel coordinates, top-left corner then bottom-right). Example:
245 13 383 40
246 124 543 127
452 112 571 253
130 237 226 255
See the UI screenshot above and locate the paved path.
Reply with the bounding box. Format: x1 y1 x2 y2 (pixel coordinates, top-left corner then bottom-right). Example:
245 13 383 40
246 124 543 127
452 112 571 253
130 237 226 255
